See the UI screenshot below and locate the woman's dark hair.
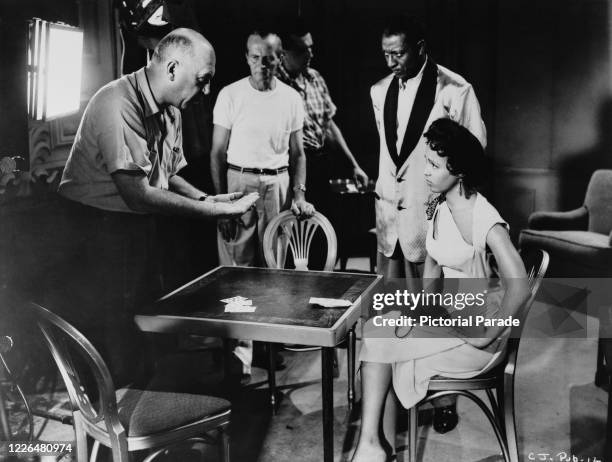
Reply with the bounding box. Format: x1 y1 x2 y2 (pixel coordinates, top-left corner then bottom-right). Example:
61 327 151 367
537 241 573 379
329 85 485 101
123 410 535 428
423 118 487 197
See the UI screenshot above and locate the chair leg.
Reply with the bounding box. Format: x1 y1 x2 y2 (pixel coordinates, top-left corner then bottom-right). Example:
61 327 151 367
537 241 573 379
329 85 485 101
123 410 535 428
502 378 519 462
89 440 100 462
0 385 11 441
73 413 89 462
426 390 511 462
407 406 417 462
595 338 607 387
219 427 231 462
340 255 348 271
486 388 505 439
347 328 356 409
267 343 277 410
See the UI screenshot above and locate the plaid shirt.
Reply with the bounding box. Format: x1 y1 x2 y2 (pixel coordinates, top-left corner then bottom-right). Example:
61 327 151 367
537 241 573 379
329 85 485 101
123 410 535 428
277 65 337 151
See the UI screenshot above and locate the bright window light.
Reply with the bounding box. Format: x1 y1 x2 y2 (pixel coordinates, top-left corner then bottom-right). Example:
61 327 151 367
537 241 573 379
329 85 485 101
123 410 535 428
27 19 84 121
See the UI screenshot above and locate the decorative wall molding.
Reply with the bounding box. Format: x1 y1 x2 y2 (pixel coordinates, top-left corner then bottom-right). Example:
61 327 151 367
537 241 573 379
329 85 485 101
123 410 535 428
50 117 79 148
16 119 69 195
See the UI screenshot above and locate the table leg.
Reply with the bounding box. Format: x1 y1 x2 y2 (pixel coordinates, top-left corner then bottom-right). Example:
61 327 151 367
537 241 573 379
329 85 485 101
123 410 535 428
347 327 356 409
267 342 277 411
321 347 334 462
222 339 233 390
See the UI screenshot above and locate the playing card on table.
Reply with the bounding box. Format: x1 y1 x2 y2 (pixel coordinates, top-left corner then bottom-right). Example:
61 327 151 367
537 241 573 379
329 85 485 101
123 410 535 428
221 296 248 304
224 302 257 313
309 297 352 308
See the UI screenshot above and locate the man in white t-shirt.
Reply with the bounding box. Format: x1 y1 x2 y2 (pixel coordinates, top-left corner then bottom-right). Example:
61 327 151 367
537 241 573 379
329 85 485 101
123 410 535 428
210 32 315 374
211 32 314 266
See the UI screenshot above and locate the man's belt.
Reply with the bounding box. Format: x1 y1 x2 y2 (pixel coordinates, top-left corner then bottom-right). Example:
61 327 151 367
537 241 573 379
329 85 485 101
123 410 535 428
227 163 288 175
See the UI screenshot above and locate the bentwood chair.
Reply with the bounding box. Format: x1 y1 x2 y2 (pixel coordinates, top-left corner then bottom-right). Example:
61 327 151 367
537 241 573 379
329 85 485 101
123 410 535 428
31 302 232 462
0 335 34 441
404 248 549 462
262 211 359 405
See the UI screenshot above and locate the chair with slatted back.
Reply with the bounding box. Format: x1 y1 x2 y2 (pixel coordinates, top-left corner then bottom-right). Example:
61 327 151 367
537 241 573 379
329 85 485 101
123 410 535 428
31 302 232 462
262 211 359 405
404 248 549 462
263 210 337 272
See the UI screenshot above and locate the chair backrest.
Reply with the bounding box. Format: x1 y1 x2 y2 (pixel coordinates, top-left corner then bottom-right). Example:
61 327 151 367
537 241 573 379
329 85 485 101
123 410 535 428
29 303 127 446
584 169 612 234
262 210 337 271
505 248 550 367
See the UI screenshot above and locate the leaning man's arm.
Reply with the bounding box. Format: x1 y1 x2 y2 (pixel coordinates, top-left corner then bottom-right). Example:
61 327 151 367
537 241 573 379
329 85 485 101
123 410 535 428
112 170 258 219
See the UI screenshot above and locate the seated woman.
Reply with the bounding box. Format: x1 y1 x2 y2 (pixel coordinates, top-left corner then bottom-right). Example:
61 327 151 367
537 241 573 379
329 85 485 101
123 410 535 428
352 118 529 461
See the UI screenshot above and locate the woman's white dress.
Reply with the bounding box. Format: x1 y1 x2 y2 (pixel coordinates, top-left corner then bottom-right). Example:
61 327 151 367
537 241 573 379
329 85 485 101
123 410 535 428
359 193 509 408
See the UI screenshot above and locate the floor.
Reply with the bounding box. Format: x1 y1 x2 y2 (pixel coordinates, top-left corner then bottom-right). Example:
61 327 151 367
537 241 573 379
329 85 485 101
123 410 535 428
3 257 610 461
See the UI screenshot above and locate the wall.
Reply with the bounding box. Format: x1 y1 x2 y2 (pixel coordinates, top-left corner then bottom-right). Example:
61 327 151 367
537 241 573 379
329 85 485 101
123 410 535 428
1 0 610 236
492 0 612 235
295 0 612 236
0 0 118 296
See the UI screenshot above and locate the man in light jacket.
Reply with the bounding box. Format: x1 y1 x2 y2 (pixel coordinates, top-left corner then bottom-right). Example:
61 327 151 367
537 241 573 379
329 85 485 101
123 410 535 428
371 16 486 283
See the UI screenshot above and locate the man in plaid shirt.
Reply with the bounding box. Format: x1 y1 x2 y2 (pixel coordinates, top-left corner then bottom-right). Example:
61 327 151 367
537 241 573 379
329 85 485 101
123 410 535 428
273 27 369 217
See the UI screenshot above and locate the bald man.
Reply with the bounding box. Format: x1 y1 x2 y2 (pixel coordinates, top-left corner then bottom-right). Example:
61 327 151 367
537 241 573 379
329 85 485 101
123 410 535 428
56 28 258 385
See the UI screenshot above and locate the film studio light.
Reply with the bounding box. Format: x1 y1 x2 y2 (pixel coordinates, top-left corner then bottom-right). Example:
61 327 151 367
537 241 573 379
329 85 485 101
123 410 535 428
27 19 84 121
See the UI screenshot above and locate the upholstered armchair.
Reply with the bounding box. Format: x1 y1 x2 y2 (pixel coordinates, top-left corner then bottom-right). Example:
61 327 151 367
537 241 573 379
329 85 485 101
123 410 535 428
519 169 612 278
519 169 612 388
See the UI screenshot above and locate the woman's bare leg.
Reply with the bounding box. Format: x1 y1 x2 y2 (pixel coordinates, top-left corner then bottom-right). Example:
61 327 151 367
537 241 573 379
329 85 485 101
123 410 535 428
352 361 393 462
382 386 399 456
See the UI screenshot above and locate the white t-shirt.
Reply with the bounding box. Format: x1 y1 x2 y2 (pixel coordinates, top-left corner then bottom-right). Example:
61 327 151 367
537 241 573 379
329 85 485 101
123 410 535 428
213 77 305 169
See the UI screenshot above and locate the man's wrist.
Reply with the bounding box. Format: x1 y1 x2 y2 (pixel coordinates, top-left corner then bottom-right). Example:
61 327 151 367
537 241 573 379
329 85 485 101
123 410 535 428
293 183 307 193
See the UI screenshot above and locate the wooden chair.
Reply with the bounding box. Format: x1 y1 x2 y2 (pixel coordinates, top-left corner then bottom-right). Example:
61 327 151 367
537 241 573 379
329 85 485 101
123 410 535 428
262 211 358 405
404 248 549 462
263 210 337 272
31 302 232 462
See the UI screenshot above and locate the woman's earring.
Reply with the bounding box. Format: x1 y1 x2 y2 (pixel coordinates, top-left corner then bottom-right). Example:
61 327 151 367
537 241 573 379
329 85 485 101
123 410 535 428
459 178 464 196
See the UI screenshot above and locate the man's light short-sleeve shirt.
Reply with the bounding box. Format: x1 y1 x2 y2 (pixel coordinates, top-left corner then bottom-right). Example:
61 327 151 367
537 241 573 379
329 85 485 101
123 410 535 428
213 77 304 169
59 68 187 213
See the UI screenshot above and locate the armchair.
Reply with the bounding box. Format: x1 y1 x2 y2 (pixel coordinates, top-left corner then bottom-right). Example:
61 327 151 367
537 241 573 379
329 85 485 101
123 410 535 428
519 169 612 388
519 169 612 278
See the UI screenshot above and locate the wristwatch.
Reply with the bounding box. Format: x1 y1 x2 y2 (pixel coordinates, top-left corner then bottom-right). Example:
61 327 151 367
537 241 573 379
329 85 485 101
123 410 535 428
293 183 307 193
